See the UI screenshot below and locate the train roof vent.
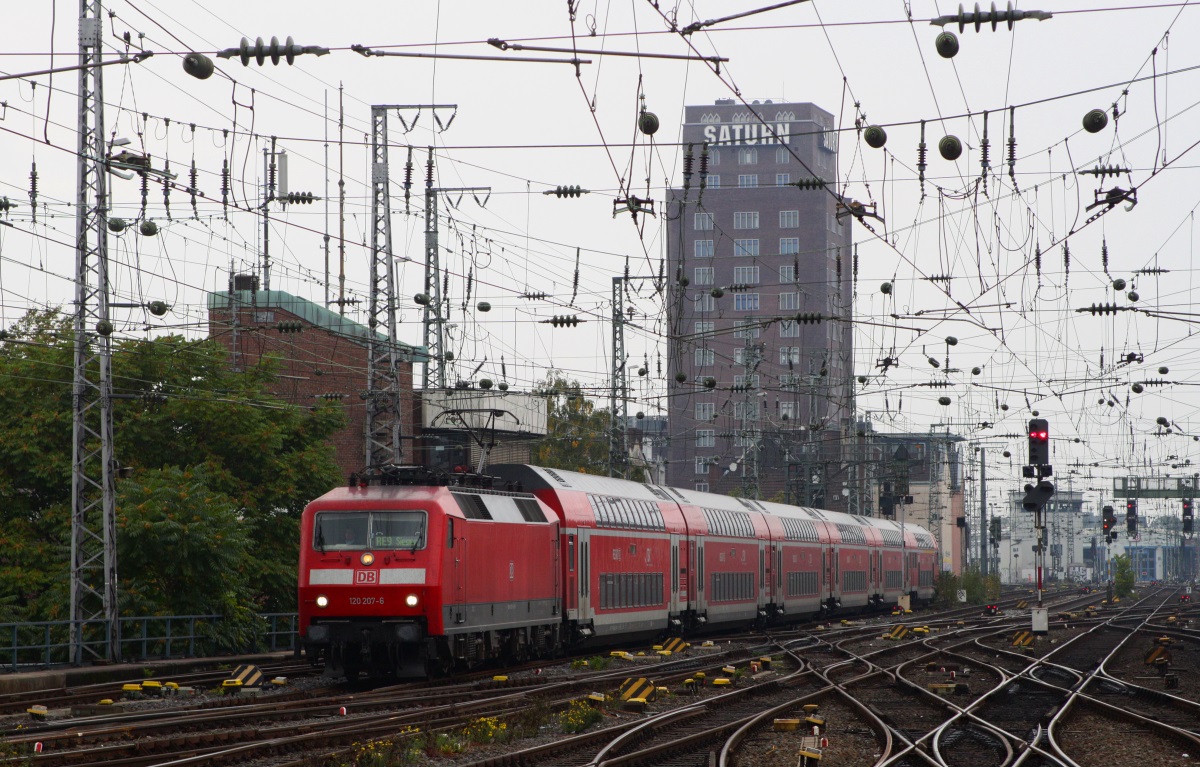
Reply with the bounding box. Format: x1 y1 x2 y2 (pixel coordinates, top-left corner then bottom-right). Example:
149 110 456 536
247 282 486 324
453 492 493 520
515 498 547 523
542 468 571 486
735 497 766 512
643 483 672 501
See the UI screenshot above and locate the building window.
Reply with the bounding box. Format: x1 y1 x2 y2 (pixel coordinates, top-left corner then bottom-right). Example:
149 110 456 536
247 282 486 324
696 429 715 448
738 147 758 165
776 173 790 187
695 321 714 339
780 373 800 390
780 265 796 282
780 237 800 255
732 266 760 284
775 111 796 122
827 213 841 233
694 292 715 312
734 401 759 421
734 293 760 311
779 401 797 421
694 239 714 258
738 174 759 188
706 174 720 188
780 346 801 365
700 112 721 124
779 319 799 338
694 482 710 492
780 210 800 229
695 457 711 475
695 402 715 421
734 239 760 257
733 348 745 365
733 211 760 229
776 147 791 164
779 292 799 311
694 266 714 285
695 348 715 367
694 212 714 231
734 319 761 338
709 149 720 166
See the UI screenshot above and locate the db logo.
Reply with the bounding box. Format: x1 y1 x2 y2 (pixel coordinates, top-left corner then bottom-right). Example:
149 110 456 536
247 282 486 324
355 570 378 585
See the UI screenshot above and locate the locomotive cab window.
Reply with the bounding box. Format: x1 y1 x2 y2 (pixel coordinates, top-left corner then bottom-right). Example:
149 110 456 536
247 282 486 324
314 511 427 551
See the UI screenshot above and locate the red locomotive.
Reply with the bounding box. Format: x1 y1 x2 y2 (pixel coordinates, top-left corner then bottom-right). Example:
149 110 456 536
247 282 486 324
298 464 939 678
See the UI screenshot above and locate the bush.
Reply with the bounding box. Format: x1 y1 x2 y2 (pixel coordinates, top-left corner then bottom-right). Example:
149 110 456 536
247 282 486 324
560 699 604 734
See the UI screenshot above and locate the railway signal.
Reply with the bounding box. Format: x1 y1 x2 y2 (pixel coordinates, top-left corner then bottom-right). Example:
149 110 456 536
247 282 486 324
1184 499 1194 535
1027 418 1049 465
1102 505 1116 542
1126 500 1138 536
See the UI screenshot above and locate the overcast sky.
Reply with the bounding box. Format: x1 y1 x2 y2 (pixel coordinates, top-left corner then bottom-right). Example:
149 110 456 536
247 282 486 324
3 1 1200 511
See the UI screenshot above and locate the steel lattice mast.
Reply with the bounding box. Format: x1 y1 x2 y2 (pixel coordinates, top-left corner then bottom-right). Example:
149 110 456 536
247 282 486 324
609 276 628 478
71 0 119 664
365 106 403 468
422 151 444 391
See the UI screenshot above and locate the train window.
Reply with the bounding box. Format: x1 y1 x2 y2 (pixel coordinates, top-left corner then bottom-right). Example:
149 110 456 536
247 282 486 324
371 511 427 550
568 535 575 572
315 512 369 550
447 517 455 548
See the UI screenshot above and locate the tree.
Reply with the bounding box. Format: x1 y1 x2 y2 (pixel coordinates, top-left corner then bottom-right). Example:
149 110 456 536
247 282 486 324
533 372 644 481
1112 554 1135 598
0 310 344 622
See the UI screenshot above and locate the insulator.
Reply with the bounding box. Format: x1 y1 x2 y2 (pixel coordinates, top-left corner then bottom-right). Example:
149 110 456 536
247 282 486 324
683 144 695 191
1034 245 1041 277
162 159 172 220
1062 243 1070 276
285 191 316 204
793 177 826 190
699 145 709 193
0 197 14 213
917 121 928 198
223 35 318 66
836 251 842 282
1006 107 1018 182
1086 303 1118 315
1081 164 1129 179
554 185 584 197
1101 239 1109 273
853 247 859 281
28 161 38 223
189 158 199 219
522 291 548 300
140 171 149 217
276 320 303 333
403 146 414 213
980 110 990 178
426 151 435 187
221 156 230 211
795 312 823 325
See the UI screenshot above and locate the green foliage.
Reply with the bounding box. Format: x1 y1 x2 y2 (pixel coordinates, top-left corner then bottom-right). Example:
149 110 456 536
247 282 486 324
934 565 1000 606
0 310 344 624
1112 554 1136 598
534 372 644 481
559 699 604 734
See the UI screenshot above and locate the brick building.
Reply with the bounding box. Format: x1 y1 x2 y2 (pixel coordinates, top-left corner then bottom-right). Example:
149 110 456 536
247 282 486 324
207 280 422 479
665 99 854 496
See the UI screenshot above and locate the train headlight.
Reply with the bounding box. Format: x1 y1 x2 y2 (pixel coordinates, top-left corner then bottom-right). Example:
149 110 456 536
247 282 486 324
316 594 329 608
360 552 375 566
405 594 419 607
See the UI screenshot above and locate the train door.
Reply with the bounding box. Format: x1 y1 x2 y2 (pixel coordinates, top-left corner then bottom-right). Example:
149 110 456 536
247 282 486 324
669 534 680 617
566 532 578 620
578 529 591 621
448 517 466 622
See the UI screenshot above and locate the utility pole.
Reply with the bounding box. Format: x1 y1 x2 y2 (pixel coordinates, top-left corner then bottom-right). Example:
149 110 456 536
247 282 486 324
739 338 763 499
980 448 988 576
71 0 119 664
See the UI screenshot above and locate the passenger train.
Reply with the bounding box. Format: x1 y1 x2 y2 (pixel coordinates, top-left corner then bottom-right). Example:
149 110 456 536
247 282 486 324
297 464 939 678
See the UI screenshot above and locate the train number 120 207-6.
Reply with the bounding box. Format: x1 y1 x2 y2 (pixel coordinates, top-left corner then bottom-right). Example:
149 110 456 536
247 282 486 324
348 597 384 606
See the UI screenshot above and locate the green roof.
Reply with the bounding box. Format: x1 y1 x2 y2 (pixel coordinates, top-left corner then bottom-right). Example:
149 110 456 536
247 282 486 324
208 289 427 360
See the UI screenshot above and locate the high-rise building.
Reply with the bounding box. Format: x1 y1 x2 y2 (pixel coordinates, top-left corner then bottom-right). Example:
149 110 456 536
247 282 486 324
665 99 853 497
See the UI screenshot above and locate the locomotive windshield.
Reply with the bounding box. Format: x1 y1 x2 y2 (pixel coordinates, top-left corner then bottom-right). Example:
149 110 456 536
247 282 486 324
313 511 426 551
